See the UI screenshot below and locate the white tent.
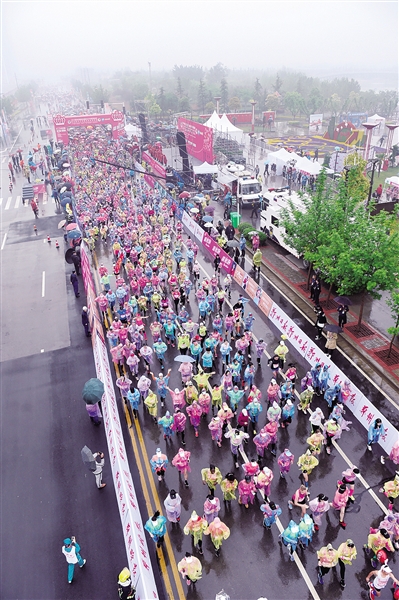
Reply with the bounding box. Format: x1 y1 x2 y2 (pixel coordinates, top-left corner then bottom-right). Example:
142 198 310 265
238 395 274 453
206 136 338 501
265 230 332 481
265 148 302 175
385 176 399 188
203 111 222 129
218 114 244 142
193 161 218 175
367 113 385 136
295 157 322 175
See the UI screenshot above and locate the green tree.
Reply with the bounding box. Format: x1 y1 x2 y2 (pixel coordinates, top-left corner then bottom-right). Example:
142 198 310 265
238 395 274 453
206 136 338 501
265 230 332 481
306 87 324 114
254 78 263 111
272 73 283 93
220 78 229 112
228 96 241 112
280 170 337 281
197 79 207 114
179 97 191 112
326 209 399 328
90 85 109 104
157 87 165 113
387 290 399 358
344 154 369 201
176 77 184 99
284 92 303 118
389 144 399 168
149 102 162 117
205 101 215 113
207 62 227 85
329 93 342 117
265 93 280 112
378 90 399 118
1 96 15 115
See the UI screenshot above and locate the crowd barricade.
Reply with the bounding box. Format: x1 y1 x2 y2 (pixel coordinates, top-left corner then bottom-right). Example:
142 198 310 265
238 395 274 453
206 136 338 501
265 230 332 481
80 243 159 600
179 208 399 454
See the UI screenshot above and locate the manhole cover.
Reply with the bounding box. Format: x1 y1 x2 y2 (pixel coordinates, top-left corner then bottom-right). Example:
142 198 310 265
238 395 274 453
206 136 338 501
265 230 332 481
346 323 375 338
374 347 399 366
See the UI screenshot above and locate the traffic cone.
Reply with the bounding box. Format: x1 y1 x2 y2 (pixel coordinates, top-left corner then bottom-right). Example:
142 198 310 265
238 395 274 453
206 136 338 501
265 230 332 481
47 235 51 243
55 240 59 249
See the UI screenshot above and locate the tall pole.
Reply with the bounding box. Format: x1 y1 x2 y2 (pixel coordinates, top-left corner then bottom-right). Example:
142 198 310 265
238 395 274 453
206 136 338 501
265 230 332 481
366 158 379 208
385 124 399 160
250 100 257 134
362 122 378 161
214 96 221 115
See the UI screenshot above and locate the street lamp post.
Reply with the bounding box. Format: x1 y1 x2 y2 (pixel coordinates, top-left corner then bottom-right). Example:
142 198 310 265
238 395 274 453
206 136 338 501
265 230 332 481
214 97 221 116
361 122 378 161
366 158 380 208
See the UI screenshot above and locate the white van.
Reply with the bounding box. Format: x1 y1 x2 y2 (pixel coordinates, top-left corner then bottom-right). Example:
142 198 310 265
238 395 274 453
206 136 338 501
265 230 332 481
260 189 308 264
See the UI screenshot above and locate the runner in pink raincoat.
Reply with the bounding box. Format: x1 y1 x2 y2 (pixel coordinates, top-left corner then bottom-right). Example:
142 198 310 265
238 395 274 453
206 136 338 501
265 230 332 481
277 448 295 478
208 416 223 447
186 401 203 437
172 448 191 487
238 475 256 508
203 495 221 524
171 408 187 446
198 389 211 415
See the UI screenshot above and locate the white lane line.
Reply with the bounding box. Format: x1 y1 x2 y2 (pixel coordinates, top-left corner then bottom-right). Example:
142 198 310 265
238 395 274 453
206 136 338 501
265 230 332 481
14 195 20 209
242 252 399 410
1 157 6 163
5 197 12 210
1 233 7 250
42 271 46 297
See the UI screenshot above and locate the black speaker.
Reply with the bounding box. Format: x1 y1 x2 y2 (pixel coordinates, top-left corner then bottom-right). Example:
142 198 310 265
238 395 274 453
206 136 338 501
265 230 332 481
138 113 149 145
176 131 190 174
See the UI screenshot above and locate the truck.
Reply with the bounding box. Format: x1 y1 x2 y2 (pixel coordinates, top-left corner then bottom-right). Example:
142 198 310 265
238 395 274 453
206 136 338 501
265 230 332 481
217 163 262 208
260 188 309 265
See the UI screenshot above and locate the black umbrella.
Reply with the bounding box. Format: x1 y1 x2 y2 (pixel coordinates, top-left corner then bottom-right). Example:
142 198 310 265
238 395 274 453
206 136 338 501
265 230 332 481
65 248 76 264
82 378 105 404
334 296 352 306
81 445 96 472
324 323 343 333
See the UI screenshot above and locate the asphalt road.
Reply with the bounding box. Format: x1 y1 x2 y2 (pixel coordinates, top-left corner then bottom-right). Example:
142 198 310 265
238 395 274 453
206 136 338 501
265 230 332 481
1 123 398 600
92 226 398 600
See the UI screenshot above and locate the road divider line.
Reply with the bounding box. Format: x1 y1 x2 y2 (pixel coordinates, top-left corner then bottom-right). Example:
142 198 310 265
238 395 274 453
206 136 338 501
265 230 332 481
42 271 45 297
5 197 12 210
14 195 20 209
1 233 7 250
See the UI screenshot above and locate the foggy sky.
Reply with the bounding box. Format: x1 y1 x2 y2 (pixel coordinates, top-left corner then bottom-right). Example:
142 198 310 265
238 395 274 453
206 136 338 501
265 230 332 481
2 0 398 89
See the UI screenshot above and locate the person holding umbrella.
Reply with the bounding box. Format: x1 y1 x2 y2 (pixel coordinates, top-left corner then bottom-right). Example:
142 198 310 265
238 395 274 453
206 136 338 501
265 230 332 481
335 297 350 328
